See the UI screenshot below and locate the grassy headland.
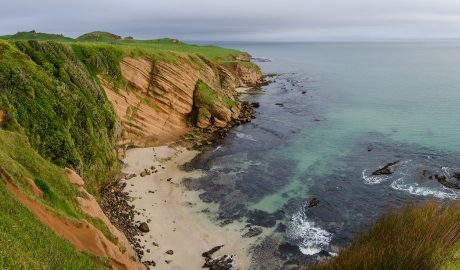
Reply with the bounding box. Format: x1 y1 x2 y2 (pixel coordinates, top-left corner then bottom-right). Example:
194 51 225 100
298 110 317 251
0 30 256 268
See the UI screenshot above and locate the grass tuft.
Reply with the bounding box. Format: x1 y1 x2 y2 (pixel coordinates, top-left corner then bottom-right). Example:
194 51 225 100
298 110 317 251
310 201 460 270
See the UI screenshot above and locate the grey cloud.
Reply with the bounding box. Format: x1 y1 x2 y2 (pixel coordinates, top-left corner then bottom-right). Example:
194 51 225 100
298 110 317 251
1 0 460 41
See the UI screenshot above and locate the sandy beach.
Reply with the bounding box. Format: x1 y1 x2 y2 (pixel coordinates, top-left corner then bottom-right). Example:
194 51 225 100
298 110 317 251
121 145 254 269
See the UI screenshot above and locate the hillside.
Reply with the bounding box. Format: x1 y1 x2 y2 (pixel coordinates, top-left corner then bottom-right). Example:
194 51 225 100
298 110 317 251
0 32 262 269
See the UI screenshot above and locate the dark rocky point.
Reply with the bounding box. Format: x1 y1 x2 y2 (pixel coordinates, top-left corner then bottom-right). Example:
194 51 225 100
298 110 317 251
307 197 320 208
372 160 399 175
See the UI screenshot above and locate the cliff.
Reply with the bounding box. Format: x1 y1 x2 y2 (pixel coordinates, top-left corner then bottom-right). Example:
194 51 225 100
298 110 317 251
102 55 262 148
0 34 262 269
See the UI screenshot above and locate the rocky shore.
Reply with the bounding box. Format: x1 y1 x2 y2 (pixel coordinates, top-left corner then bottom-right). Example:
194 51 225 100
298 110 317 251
100 97 261 269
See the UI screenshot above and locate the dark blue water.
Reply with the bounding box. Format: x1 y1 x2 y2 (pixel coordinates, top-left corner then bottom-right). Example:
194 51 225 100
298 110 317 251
187 42 460 268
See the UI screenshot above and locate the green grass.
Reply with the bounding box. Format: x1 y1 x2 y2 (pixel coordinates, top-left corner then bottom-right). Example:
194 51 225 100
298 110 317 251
0 129 113 269
0 31 256 268
194 80 237 108
0 40 119 192
0 30 73 42
0 181 104 270
310 201 460 270
0 30 248 62
76 31 122 42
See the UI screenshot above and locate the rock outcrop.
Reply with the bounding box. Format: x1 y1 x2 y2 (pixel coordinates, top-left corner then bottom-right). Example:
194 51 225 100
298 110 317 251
101 55 262 149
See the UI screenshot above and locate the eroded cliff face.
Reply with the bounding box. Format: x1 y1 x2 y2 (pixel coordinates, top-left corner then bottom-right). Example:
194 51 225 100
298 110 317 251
101 55 262 150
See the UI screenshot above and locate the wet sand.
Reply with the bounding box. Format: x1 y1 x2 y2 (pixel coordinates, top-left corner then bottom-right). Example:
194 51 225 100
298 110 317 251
121 145 254 269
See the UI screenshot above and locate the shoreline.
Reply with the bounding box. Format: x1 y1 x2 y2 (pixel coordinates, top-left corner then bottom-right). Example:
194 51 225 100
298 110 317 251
100 82 272 269
120 145 254 269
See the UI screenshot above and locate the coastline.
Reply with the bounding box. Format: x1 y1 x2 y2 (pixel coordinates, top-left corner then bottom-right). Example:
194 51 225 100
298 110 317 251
120 145 254 269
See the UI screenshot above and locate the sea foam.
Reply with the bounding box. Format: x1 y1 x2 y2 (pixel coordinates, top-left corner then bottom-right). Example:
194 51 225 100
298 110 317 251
287 210 332 255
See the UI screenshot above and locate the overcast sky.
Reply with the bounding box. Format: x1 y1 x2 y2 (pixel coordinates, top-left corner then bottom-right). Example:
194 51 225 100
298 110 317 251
2 0 460 41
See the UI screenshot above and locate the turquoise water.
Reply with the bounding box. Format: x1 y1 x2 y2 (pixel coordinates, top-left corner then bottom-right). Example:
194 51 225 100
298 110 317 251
188 42 460 266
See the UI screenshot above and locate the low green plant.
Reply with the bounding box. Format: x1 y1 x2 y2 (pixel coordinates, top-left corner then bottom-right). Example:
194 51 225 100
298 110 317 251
194 80 237 108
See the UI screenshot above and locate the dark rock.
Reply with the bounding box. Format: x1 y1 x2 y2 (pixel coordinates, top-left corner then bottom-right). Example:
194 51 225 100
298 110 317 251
372 161 399 176
307 197 320 208
143 260 156 267
100 181 143 258
247 209 284 228
275 223 287 233
453 172 460 180
203 255 234 270
242 227 263 238
317 250 332 257
202 245 224 258
251 102 260 108
422 170 434 179
435 174 460 189
301 91 307 94
138 222 150 233
166 250 174 255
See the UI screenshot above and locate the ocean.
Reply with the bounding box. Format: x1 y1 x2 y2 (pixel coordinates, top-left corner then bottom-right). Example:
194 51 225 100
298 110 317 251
187 41 460 267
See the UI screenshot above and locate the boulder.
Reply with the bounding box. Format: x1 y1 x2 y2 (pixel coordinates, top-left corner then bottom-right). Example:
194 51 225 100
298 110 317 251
213 117 227 128
372 161 399 176
307 197 320 208
196 107 211 128
138 222 150 233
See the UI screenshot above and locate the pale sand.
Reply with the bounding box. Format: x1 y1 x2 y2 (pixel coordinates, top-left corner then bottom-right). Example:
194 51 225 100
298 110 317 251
121 145 254 269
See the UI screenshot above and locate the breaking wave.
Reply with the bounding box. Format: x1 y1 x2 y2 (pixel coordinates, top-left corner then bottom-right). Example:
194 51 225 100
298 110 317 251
287 210 332 255
363 161 460 199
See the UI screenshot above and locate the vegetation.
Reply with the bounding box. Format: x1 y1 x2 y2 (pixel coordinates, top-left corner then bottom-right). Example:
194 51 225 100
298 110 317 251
0 30 73 42
0 129 106 269
194 80 237 108
0 31 247 62
0 31 254 267
311 201 460 270
0 40 119 192
76 31 122 42
0 181 103 270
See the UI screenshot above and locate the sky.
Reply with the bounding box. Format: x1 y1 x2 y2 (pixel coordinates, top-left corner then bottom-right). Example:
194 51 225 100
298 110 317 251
2 0 460 41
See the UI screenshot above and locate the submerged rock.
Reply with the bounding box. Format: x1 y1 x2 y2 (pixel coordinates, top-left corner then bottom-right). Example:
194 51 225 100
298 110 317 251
372 161 399 175
242 227 263 238
247 209 284 228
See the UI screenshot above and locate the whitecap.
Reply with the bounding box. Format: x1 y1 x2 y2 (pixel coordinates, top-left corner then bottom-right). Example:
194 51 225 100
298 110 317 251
390 177 460 199
362 160 411 185
286 210 332 255
362 169 391 185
